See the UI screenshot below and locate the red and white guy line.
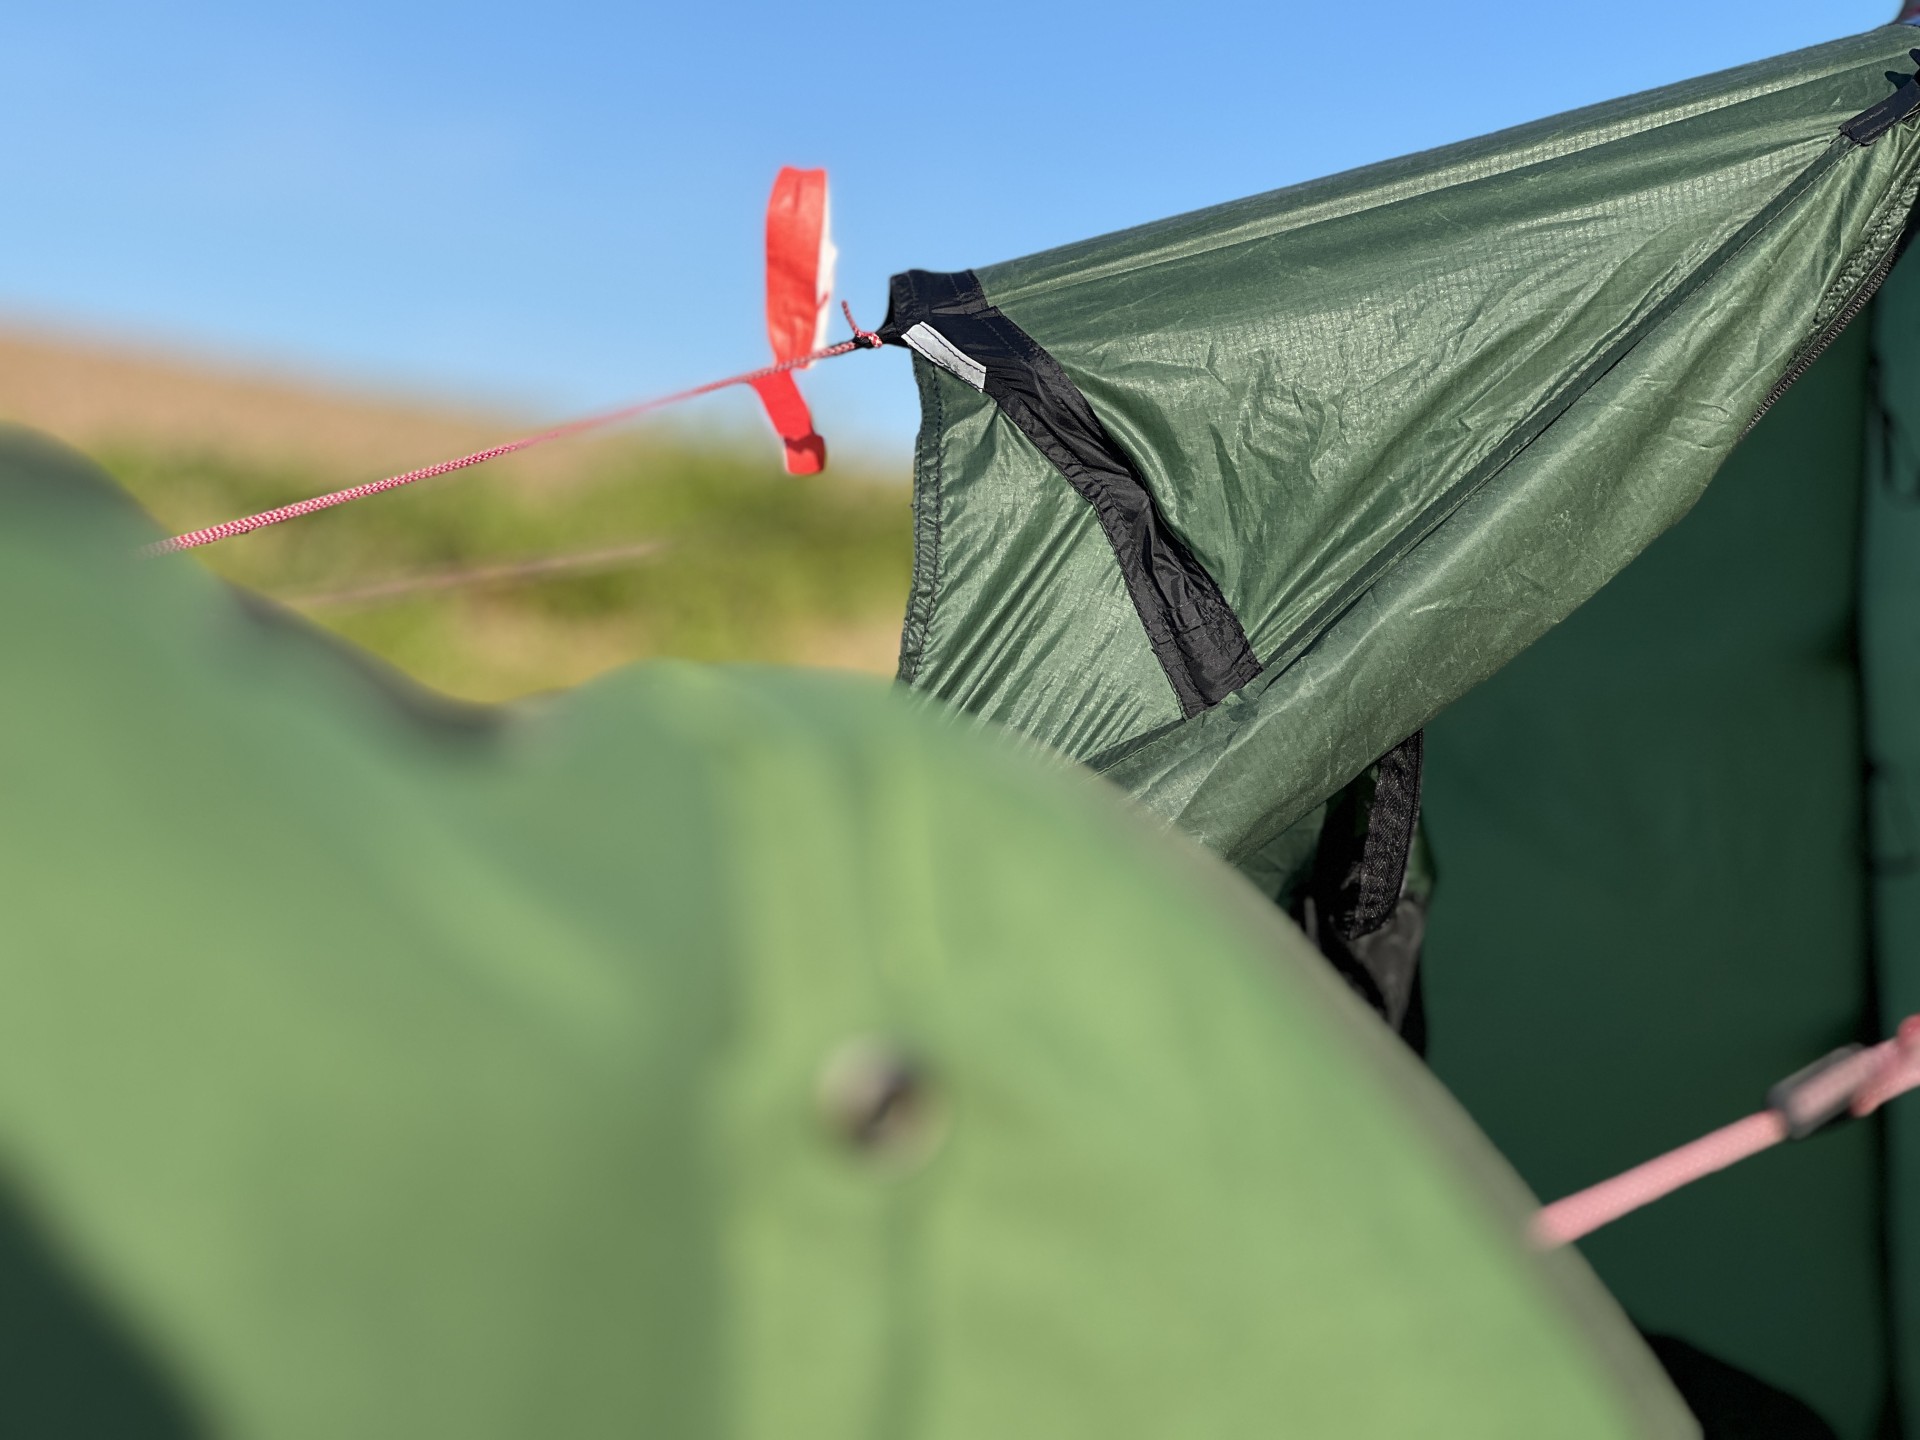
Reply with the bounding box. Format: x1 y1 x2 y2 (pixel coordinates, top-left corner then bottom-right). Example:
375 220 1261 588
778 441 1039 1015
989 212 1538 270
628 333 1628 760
1530 1015 1920 1249
144 331 877 556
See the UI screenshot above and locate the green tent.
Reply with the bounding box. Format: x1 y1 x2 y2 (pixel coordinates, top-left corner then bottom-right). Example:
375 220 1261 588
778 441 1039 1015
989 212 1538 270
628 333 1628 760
17 18 1920 1440
871 21 1920 1438
0 436 1692 1435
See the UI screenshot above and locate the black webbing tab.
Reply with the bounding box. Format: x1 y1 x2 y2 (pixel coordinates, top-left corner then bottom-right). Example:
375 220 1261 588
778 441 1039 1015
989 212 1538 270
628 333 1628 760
1843 53 1920 146
1297 731 1428 1041
1310 731 1426 945
879 268 1263 716
1347 731 1424 939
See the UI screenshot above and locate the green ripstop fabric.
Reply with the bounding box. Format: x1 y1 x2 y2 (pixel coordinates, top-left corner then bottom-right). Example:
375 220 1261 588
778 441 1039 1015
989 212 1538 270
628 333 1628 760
1420 318 1885 1439
0 431 1696 1438
896 26 1920 867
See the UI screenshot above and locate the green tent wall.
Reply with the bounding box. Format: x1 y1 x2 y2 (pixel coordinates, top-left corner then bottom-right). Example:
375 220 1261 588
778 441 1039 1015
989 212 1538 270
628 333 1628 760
1421 317 1889 1434
889 27 1920 863
13 19 1920 1440
1418 204 1920 1439
879 22 1920 1437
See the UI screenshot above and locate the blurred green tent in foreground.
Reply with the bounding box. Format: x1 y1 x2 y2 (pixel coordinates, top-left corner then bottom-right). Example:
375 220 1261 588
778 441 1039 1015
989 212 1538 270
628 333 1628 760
0 438 1689 1436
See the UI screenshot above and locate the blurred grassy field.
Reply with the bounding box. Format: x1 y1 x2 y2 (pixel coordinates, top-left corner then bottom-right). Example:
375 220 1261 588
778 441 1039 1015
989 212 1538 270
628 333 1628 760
0 326 914 700
106 436 914 700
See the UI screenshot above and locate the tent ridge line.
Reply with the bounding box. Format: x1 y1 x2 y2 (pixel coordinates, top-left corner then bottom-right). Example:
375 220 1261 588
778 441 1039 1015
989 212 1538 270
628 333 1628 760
980 31 1911 315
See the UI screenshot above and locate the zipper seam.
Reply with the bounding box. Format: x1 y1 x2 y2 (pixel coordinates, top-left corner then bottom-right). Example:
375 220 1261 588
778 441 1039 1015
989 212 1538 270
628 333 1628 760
1742 190 1913 437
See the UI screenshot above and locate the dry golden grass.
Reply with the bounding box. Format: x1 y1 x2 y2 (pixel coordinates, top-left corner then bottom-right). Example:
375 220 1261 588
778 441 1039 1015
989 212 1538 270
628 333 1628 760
0 323 912 697
0 323 520 476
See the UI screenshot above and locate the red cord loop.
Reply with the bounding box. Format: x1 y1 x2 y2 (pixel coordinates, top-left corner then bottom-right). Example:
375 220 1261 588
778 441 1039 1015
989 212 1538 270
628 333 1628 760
842 300 883 349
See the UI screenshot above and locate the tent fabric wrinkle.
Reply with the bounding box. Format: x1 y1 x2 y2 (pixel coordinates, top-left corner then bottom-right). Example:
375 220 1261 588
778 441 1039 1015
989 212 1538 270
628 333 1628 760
879 268 1262 715
892 27 1920 866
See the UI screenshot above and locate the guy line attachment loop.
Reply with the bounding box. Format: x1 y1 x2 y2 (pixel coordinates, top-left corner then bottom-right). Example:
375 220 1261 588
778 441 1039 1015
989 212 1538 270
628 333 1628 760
842 301 884 350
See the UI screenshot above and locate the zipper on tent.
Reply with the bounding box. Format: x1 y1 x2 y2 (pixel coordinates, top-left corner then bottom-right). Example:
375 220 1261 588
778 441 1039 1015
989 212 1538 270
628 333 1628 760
1745 61 1920 435
1743 238 1904 438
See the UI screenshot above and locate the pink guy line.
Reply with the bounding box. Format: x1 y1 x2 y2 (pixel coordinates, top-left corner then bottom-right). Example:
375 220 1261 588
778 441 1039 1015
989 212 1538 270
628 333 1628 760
146 337 869 556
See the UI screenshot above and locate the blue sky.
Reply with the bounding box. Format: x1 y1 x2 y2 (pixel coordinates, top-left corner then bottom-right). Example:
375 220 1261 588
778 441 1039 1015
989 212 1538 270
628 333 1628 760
0 1 1897 457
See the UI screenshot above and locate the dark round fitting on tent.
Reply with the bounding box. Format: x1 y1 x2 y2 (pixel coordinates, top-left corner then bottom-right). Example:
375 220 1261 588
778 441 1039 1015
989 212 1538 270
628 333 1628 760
815 1038 943 1167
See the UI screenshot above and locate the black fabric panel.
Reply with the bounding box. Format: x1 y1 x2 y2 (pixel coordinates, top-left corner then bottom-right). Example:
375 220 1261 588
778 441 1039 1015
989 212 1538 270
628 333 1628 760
1309 731 1426 945
1319 893 1430 1048
1294 731 1428 1041
1353 731 1424 937
879 268 1262 716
